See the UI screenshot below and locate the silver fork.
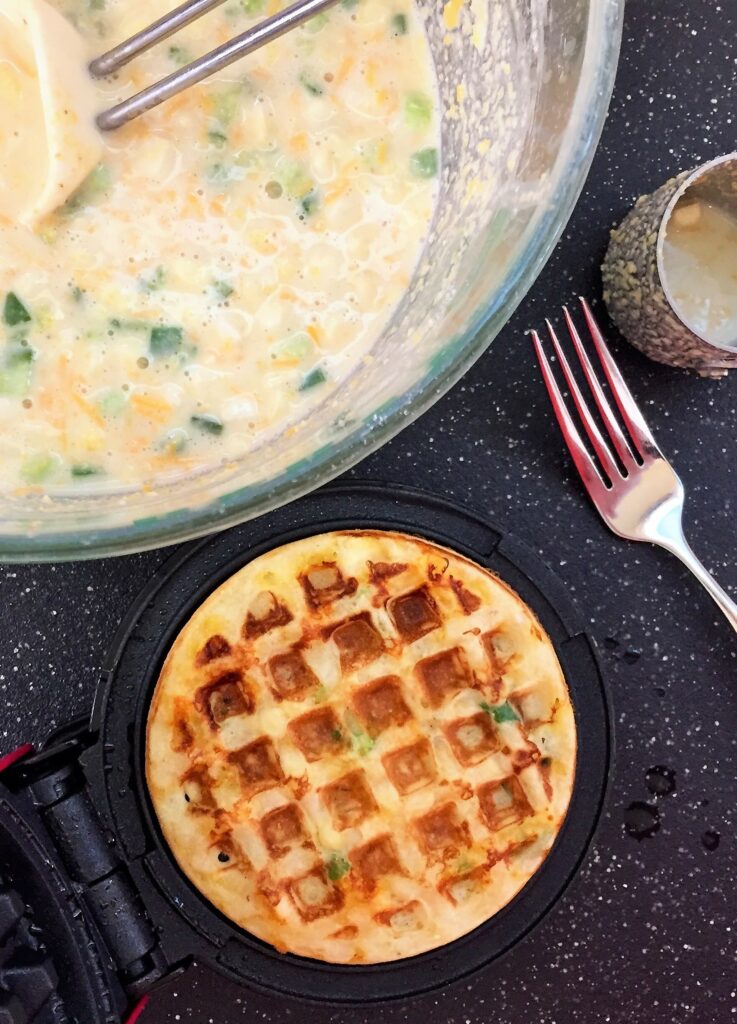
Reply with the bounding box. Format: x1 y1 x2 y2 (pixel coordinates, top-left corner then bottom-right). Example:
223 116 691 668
90 0 340 132
532 297 737 634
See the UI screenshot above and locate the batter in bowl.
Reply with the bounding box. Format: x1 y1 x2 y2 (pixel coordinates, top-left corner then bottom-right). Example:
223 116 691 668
0 0 439 489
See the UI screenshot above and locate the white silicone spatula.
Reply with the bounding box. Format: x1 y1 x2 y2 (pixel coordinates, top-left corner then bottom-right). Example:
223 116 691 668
0 0 102 228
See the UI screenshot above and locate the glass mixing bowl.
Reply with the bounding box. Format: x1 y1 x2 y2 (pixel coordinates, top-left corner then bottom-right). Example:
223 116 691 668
0 0 623 561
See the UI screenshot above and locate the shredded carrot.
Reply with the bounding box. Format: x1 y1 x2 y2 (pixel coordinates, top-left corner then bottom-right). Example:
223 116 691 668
335 56 354 86
306 323 322 346
289 132 308 155
155 92 193 118
374 89 397 112
149 452 200 471
131 393 173 423
183 192 206 220
72 393 106 428
325 179 351 205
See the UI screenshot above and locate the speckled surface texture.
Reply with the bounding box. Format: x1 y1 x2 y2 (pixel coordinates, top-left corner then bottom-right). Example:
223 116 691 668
2 1 736 1021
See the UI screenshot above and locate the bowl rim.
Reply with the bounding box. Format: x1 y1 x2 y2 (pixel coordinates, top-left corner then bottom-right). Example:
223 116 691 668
0 0 624 562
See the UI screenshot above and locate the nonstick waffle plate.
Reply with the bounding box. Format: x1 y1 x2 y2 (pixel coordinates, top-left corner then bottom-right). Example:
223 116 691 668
79 482 613 1004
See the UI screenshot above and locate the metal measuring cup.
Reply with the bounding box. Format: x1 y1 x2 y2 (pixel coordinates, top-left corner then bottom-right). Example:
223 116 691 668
602 152 737 378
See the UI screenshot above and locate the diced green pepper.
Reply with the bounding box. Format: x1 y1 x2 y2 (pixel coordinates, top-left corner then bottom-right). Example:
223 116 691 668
161 427 189 452
206 162 228 185
358 137 390 172
139 266 165 292
299 72 324 96
300 190 320 216
3 293 31 326
71 463 103 478
150 325 183 357
0 341 34 395
390 12 408 34
242 0 265 13
304 12 329 32
97 389 128 417
21 453 59 485
168 44 190 65
205 162 245 186
480 700 520 724
234 149 262 170
298 366 327 391
7 343 34 365
410 147 438 178
190 413 224 435
211 84 243 126
62 164 112 213
206 80 244 148
341 0 359 8
492 701 519 723
404 91 432 129
350 730 375 756
0 361 32 396
277 157 313 198
212 279 235 300
204 160 233 185
326 854 351 881
273 331 313 362
109 317 148 333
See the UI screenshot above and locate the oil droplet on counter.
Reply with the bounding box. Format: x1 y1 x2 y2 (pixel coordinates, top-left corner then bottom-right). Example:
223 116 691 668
645 765 676 796
702 830 720 851
624 801 660 839
602 636 643 665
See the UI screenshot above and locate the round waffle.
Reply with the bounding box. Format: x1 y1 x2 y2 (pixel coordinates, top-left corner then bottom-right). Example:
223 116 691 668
146 530 576 963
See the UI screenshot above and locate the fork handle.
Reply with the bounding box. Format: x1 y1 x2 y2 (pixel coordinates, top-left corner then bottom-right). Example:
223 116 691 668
660 535 737 635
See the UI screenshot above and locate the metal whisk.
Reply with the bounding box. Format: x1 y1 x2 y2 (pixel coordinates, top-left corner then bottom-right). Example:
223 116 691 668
91 0 341 132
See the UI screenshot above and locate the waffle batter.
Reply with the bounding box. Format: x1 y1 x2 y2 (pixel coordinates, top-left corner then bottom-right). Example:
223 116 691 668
0 0 439 489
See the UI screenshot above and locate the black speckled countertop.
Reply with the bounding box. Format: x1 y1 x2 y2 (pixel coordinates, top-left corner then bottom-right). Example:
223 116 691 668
2 1 736 1021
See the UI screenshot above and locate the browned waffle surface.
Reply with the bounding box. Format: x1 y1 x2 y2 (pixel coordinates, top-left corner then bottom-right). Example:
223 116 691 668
146 531 576 963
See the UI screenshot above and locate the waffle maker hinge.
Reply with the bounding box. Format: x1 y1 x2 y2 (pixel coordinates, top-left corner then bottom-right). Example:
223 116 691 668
12 720 170 1001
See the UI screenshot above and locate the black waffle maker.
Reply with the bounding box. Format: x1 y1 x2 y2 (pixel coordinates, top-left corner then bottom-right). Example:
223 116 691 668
0 483 612 1024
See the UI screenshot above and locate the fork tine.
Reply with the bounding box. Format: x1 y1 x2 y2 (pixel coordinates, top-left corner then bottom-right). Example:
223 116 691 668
89 0 227 78
579 297 662 459
545 318 623 483
531 330 609 498
562 306 639 469
94 0 341 131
